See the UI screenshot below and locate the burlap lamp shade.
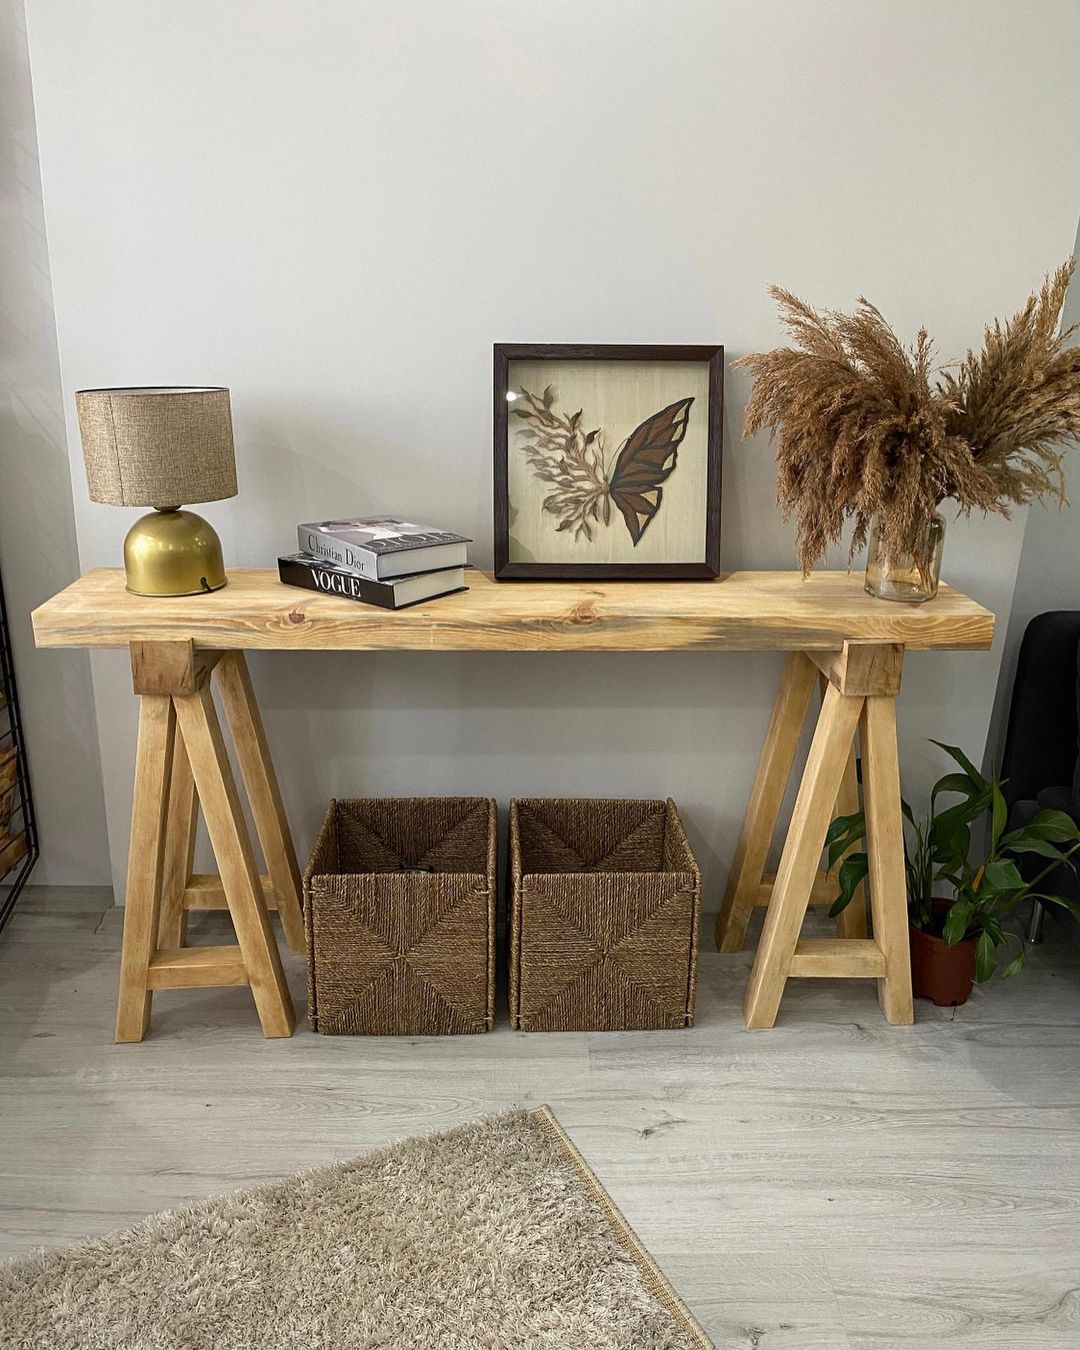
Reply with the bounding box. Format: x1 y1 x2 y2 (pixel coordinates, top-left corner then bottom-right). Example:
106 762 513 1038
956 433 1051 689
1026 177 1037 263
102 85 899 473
75 386 238 596
76 386 237 507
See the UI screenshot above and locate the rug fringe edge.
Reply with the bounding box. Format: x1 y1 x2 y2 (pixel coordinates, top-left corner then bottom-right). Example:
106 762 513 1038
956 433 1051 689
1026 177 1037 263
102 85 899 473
529 1105 714 1349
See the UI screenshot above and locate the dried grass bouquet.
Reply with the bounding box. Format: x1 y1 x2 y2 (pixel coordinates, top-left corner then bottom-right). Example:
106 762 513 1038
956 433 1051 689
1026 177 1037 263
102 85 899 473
738 259 1080 572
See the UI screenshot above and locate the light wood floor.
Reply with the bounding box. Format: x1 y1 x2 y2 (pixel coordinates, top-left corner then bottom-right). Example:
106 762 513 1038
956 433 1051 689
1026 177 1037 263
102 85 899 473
2 887 1079 1349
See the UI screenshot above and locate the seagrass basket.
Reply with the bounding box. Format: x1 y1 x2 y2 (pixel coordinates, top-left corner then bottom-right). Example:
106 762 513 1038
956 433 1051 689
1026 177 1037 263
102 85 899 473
304 797 497 1035
508 797 702 1032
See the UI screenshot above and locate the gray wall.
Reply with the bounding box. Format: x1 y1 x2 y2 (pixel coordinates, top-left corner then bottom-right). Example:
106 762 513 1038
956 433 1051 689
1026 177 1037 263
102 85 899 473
990 216 1080 766
17 0 1080 906
0 0 108 883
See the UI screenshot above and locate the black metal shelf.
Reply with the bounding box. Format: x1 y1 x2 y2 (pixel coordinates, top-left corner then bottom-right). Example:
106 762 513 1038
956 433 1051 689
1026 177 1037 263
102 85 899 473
0 565 38 933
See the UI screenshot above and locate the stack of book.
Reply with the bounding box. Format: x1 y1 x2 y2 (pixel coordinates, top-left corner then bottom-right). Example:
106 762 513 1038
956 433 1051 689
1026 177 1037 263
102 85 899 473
278 517 471 609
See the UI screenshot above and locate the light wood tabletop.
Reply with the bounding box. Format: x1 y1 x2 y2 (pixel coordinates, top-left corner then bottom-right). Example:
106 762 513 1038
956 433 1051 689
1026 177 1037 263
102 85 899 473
31 567 994 653
31 567 995 1040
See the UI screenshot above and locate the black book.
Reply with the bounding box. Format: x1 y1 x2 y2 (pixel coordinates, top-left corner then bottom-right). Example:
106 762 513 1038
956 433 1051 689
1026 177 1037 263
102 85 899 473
278 554 468 610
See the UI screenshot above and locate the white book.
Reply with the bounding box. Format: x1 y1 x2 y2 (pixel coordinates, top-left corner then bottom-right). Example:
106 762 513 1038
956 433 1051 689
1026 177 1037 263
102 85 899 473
297 516 470 579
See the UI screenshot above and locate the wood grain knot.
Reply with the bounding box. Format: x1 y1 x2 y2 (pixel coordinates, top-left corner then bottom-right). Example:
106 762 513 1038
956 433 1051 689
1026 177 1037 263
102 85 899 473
567 600 600 625
287 609 306 625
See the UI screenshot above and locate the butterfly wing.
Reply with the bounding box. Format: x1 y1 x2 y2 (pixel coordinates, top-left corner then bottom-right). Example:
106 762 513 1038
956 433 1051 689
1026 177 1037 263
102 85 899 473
607 397 693 545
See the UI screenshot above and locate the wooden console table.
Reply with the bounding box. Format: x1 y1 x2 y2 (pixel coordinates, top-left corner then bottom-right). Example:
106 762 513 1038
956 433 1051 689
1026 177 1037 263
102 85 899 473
32 568 993 1039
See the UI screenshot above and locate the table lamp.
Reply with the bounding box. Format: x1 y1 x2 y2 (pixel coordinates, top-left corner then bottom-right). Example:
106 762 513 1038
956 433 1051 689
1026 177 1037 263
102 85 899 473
76 386 238 596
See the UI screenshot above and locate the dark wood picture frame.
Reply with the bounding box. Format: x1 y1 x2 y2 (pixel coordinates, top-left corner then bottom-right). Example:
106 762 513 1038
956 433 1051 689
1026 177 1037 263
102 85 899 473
493 343 723 580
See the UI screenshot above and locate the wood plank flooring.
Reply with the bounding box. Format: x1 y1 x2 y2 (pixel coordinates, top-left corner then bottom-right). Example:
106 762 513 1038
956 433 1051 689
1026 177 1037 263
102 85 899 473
2 886 1079 1348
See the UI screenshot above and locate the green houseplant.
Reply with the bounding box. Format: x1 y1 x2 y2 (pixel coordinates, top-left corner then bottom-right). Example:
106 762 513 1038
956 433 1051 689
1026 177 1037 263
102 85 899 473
826 742 1080 1004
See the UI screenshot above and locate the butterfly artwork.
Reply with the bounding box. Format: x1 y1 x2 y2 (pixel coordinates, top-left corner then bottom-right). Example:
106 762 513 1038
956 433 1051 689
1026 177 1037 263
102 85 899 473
511 385 693 546
493 344 723 580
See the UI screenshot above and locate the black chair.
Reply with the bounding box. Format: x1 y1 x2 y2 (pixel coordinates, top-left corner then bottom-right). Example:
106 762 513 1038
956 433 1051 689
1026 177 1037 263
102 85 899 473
999 611 1080 942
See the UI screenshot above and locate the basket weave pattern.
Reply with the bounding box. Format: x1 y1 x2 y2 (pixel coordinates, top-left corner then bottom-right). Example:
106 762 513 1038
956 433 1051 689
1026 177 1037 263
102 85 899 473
304 798 496 1035
509 798 701 1032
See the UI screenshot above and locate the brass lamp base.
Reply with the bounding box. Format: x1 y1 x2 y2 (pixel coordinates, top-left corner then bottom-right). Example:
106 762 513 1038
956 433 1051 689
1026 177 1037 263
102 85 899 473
123 508 227 596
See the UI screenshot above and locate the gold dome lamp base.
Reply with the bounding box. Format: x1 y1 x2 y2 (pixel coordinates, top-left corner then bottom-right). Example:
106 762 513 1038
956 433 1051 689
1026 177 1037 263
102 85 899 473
123 508 228 597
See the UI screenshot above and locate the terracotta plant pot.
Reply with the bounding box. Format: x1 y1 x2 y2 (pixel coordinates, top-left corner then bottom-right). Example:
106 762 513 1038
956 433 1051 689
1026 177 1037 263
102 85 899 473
909 899 977 1006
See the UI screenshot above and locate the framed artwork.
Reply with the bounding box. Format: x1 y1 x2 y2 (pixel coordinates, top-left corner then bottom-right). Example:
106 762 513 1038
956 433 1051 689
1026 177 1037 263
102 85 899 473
493 344 723 579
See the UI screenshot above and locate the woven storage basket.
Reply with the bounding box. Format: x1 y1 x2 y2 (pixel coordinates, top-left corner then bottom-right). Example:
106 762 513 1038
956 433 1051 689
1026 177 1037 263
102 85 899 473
304 797 497 1035
508 798 702 1032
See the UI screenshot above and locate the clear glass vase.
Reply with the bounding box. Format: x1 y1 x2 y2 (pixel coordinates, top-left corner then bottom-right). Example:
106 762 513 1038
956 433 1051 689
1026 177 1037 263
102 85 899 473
864 512 945 604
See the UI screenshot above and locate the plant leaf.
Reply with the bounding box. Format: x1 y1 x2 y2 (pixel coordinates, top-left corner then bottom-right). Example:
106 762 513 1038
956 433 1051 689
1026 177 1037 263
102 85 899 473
932 790 990 836
991 782 1007 851
931 772 981 803
1001 951 1025 979
930 741 988 790
981 858 1024 893
829 852 868 915
1034 893 1080 920
1002 809 1080 844
826 812 864 848
975 930 996 982
980 914 1005 948
1002 837 1074 862
826 813 865 868
943 900 974 946
931 817 973 873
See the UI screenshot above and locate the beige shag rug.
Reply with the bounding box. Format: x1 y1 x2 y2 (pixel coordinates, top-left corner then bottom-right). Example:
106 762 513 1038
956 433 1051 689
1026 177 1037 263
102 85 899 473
0 1107 710 1349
